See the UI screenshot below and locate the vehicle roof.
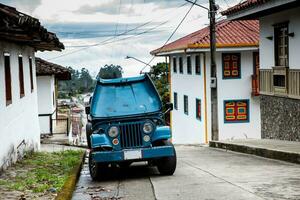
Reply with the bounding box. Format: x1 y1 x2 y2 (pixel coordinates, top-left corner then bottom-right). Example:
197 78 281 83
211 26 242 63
97 75 145 84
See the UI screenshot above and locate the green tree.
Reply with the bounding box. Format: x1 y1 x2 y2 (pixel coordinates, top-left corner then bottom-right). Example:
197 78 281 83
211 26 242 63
58 67 96 98
149 62 170 124
98 64 123 79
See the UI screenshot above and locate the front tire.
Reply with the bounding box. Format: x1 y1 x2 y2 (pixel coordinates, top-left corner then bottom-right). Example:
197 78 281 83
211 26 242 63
155 141 177 175
88 151 108 181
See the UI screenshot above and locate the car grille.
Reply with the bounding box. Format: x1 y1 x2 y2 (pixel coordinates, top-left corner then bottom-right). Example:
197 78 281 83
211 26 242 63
119 122 143 148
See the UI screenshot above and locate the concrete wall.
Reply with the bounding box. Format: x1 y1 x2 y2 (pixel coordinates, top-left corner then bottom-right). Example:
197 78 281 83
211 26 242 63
170 49 261 144
37 75 56 134
0 40 40 170
260 7 300 70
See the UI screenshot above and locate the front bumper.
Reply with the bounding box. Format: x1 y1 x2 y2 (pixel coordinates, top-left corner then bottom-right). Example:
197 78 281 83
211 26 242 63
91 146 174 163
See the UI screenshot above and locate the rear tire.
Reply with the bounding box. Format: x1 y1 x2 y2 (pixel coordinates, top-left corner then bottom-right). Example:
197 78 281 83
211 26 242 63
155 141 177 175
88 151 108 181
86 123 92 149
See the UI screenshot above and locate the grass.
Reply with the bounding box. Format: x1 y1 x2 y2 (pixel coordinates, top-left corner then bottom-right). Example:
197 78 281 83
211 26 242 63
0 150 84 194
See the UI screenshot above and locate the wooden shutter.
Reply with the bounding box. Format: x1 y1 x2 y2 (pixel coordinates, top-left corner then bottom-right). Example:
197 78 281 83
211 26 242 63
18 56 25 98
29 57 34 92
4 53 12 105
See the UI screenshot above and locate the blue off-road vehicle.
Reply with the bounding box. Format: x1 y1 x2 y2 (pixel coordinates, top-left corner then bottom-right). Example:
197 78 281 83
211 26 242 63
85 74 176 180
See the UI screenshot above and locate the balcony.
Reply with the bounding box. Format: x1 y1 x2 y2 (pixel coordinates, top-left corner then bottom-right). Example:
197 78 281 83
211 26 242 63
259 67 300 99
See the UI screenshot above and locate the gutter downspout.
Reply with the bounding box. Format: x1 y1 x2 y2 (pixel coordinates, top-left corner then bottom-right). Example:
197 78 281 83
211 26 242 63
203 53 208 144
167 56 172 134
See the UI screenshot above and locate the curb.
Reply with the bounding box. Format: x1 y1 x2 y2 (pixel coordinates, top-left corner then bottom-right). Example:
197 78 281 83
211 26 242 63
209 141 300 164
55 151 86 200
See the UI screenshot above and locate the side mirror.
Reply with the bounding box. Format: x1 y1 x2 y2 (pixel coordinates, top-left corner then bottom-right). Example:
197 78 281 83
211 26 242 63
89 97 92 104
164 102 173 115
85 106 90 115
166 102 173 111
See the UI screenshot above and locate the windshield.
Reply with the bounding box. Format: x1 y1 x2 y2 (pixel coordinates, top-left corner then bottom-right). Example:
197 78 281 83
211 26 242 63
91 75 162 118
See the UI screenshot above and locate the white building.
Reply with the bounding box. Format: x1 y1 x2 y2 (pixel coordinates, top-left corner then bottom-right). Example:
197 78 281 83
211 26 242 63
0 3 64 170
151 20 261 144
36 58 70 135
222 0 300 141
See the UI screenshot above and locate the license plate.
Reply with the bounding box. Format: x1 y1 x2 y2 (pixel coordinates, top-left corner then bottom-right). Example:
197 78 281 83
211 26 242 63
124 150 142 160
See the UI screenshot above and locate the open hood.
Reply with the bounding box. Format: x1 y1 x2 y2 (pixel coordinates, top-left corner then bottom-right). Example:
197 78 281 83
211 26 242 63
91 74 162 118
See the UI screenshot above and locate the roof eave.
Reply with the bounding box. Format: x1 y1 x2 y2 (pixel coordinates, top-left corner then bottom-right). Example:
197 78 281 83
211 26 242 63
152 43 259 56
188 43 259 48
224 0 300 20
152 49 186 56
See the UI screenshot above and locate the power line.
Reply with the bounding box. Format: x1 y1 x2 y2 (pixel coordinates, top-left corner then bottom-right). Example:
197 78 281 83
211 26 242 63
141 0 197 72
49 2 188 60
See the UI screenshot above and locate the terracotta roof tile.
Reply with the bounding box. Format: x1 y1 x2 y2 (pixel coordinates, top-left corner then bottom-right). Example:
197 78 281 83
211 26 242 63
151 20 259 55
36 58 71 80
0 3 64 51
221 0 270 16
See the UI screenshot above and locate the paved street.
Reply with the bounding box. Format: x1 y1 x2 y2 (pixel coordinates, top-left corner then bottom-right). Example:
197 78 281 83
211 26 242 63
72 145 300 200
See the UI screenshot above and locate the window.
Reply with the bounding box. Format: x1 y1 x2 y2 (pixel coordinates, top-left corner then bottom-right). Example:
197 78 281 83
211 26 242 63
222 53 241 79
179 57 183 74
187 56 192 74
274 23 288 67
29 57 34 92
184 95 188 115
224 100 249 123
18 55 25 98
4 53 12 105
173 57 177 73
174 92 178 110
195 55 201 75
196 99 201 120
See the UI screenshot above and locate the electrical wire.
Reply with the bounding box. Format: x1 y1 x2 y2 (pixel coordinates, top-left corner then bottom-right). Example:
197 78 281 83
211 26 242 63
141 0 197 73
49 2 188 60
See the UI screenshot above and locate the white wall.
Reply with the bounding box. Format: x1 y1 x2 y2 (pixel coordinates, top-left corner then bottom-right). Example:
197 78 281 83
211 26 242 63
0 40 40 169
260 7 300 70
37 75 56 134
37 75 55 114
170 50 261 144
170 53 211 144
214 51 261 140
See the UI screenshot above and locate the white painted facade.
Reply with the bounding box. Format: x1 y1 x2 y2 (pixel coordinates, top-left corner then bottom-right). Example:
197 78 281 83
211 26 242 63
0 40 40 169
259 7 300 70
170 49 261 144
37 75 56 134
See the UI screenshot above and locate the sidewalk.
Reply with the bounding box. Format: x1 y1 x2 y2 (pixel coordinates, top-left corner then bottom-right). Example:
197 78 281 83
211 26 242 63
209 139 300 164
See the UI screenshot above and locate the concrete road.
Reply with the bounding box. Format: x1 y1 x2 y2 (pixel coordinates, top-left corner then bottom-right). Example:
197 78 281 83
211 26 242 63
72 145 300 200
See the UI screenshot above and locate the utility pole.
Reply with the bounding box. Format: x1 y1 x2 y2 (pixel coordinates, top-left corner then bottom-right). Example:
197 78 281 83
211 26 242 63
209 0 219 141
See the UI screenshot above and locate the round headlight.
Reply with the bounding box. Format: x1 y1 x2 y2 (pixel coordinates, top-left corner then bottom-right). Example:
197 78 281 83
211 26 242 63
108 126 119 138
143 122 153 134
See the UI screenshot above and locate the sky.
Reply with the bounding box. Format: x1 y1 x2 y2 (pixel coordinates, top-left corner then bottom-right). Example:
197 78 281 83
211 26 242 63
1 0 241 77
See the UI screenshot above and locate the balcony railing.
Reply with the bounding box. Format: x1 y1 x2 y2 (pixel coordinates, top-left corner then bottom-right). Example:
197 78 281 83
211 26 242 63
289 69 300 99
259 69 273 95
259 68 300 99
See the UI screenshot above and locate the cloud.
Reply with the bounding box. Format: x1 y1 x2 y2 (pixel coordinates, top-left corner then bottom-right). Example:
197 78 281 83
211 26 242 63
0 0 41 14
74 0 186 15
74 0 135 15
